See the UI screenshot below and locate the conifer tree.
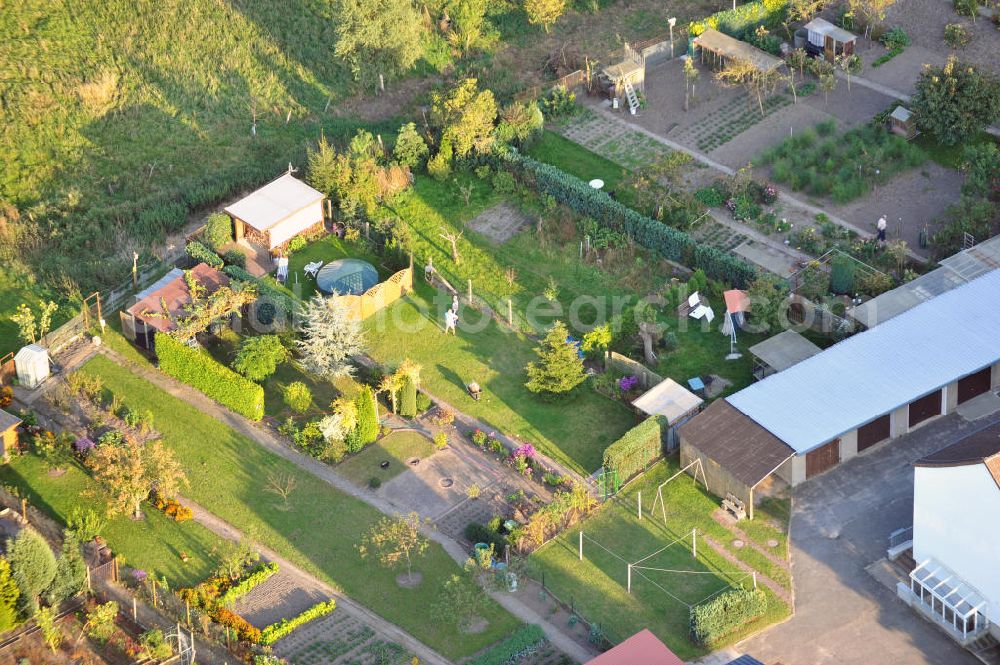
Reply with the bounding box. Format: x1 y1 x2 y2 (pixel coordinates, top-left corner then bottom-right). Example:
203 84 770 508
525 321 586 395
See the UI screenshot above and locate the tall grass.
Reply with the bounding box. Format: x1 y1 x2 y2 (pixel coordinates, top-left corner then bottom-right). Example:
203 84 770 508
758 122 926 203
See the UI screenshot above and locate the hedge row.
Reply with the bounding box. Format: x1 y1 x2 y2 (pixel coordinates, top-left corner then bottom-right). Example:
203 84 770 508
186 240 224 269
154 334 265 421
690 587 768 647
602 416 667 483
259 599 336 646
466 624 546 665
222 265 300 320
498 152 757 287
218 562 279 607
689 0 789 39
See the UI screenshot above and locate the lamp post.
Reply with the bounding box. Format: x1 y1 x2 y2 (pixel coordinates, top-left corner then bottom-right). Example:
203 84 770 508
668 17 677 57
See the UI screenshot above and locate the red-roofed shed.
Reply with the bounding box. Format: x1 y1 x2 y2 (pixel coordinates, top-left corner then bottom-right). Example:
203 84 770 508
585 630 684 665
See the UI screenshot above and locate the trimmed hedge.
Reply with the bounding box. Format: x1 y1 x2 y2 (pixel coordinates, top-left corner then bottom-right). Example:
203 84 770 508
259 599 336 645
466 624 546 665
218 562 279 607
499 152 756 287
154 334 265 421
186 240 224 269
690 587 768 647
602 416 667 483
223 265 299 321
689 0 789 39
399 375 418 417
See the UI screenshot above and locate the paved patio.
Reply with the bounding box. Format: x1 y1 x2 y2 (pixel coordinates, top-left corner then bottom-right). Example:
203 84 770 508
737 403 1000 664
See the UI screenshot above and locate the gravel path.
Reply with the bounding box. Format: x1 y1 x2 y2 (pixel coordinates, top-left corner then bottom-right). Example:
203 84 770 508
99 347 598 664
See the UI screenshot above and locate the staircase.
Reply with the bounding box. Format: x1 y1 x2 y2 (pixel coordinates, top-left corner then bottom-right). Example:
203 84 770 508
622 78 639 115
969 633 1000 665
892 548 916 577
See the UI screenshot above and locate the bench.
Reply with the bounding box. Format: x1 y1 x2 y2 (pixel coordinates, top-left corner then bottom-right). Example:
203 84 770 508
722 493 747 521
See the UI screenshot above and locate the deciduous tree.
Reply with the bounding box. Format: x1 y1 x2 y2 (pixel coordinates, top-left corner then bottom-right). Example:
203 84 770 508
357 512 429 583
524 0 566 32
715 59 784 116
430 79 497 158
334 0 426 81
232 335 289 382
911 57 1000 146
90 441 187 520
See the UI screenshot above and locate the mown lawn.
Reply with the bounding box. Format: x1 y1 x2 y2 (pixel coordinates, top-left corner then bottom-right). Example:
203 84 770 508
525 130 630 191
530 460 791 659
285 235 390 301
79 355 519 659
336 430 437 487
364 281 634 473
0 454 222 587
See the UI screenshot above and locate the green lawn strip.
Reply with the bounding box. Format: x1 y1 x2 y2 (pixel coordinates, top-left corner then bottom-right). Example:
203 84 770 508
0 266 77 357
78 355 518 659
363 283 634 473
0 454 220 587
378 174 661 331
736 497 791 563
529 460 790 658
525 131 630 190
655 323 765 399
336 430 437 487
914 131 996 169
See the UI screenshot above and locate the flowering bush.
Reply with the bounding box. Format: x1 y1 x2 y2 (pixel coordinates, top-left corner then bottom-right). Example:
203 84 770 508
0 386 12 408
74 436 96 456
213 606 262 643
132 569 148 584
618 375 639 392
762 184 779 205
513 443 536 459
511 454 530 476
471 429 489 448
489 437 505 455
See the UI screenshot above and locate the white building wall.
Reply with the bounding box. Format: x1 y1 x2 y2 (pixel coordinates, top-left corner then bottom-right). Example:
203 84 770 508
913 464 1000 626
267 200 324 248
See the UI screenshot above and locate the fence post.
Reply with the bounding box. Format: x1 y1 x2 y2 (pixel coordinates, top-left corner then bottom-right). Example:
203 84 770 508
579 531 583 561
467 279 473 304
627 564 632 594
21 498 27 525
638 491 642 519
507 299 513 326
133 597 137 621
692 528 697 559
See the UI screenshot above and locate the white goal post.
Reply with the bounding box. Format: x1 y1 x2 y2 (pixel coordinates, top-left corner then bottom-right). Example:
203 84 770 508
650 458 707 525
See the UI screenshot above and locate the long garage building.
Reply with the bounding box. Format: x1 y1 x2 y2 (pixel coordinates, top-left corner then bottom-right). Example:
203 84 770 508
680 268 1000 510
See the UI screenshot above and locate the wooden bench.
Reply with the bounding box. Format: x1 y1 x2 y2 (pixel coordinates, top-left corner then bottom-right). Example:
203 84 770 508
722 493 747 521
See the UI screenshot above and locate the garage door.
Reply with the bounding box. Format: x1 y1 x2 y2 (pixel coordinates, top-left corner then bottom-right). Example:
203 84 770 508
958 367 992 404
857 414 891 452
806 439 840 478
908 389 942 428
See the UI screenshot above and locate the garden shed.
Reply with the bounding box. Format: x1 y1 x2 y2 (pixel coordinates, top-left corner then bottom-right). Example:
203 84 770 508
692 28 785 72
679 399 795 519
14 344 49 390
803 18 857 62
585 629 683 665
631 378 703 449
122 263 231 350
749 330 822 381
0 409 21 460
888 106 918 140
224 172 325 253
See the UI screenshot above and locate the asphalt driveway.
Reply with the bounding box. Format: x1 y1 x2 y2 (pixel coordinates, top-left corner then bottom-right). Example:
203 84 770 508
738 407 1000 665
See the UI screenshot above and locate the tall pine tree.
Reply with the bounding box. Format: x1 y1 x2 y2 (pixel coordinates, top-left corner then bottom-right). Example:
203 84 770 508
525 321 586 395
355 385 380 448
45 532 87 607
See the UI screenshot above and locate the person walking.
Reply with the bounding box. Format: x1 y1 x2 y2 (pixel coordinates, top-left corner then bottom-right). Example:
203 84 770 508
876 215 887 243
444 308 458 335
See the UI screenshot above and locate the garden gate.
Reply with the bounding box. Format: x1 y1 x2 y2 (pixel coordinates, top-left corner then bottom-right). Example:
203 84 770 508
594 468 620 500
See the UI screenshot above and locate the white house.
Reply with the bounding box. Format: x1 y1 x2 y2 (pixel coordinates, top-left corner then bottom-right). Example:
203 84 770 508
224 172 325 252
902 423 1000 645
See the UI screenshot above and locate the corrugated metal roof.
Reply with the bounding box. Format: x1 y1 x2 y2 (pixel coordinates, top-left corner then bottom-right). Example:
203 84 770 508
728 268 1000 454
849 235 1000 328
224 173 324 233
804 17 857 43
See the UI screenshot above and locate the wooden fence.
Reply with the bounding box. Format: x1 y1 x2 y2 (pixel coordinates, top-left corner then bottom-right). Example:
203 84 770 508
515 69 589 103
337 267 413 321
0 353 14 387
605 351 663 389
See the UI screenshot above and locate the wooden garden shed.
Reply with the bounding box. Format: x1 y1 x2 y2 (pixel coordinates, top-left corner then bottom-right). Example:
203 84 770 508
803 18 857 62
889 106 918 140
630 378 703 450
692 28 785 73
224 173 325 253
0 409 21 461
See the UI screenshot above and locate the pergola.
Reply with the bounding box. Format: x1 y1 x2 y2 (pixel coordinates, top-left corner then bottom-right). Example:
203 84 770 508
692 28 785 72
910 558 989 641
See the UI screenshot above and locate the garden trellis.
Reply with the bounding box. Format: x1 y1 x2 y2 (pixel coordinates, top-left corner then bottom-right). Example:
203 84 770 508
577 529 756 610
